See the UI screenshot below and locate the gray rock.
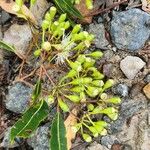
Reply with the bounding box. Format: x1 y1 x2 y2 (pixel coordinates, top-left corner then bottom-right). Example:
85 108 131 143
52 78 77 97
31 0 50 25
120 56 145 79
110 98 147 133
87 142 109 150
88 23 109 49
0 128 19 148
27 125 49 150
0 25 2 40
110 8 150 51
112 84 129 97
3 24 32 56
144 74 150 83
5 82 32 113
100 135 117 149
0 11 11 25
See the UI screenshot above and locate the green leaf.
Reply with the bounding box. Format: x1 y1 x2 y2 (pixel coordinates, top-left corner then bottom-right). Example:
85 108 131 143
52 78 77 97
0 40 15 52
10 100 49 143
54 0 82 19
50 112 67 150
32 79 42 102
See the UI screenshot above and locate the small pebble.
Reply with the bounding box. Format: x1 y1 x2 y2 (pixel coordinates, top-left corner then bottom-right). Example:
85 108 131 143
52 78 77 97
144 74 150 83
112 84 129 97
143 83 150 99
120 56 145 79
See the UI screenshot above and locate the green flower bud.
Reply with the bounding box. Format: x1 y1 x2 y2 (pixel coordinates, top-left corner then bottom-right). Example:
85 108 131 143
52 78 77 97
72 32 86 41
80 92 86 102
42 20 49 30
42 41 51 51
83 57 95 69
70 86 84 93
94 125 104 134
106 97 121 104
68 61 82 72
34 49 41 57
66 69 77 78
45 12 51 21
86 0 93 9
58 98 69 112
65 95 80 103
77 55 86 63
100 107 117 114
86 34 94 41
103 79 114 91
87 104 94 111
89 68 104 80
58 14 66 23
71 24 81 34
107 112 118 120
49 6 57 20
82 77 93 84
88 51 103 59
89 126 98 137
71 86 84 93
82 133 92 142
64 21 70 29
100 93 108 100
92 80 104 87
94 121 108 127
71 77 92 85
92 106 103 114
86 86 99 97
73 42 85 51
72 124 81 133
51 21 59 32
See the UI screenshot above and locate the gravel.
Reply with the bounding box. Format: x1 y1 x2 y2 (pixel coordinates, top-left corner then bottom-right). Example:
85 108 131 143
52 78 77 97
144 74 150 83
88 23 109 49
5 82 32 113
110 8 150 51
120 56 146 79
0 10 11 25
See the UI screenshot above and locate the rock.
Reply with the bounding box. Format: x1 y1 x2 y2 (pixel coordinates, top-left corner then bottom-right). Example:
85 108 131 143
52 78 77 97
0 10 11 25
3 24 32 56
27 125 49 150
87 142 109 150
100 135 117 149
0 128 19 148
31 0 50 25
0 25 2 40
88 23 109 49
110 98 147 133
144 74 150 83
122 144 132 150
120 56 145 79
112 84 129 97
110 8 150 51
111 144 122 150
143 83 150 99
5 82 32 113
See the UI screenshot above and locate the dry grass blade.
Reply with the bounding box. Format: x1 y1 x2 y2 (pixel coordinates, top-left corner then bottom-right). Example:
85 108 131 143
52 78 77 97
0 0 37 24
64 108 78 150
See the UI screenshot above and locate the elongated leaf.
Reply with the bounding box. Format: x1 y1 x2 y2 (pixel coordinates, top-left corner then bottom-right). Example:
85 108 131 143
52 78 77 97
32 79 42 102
54 0 82 19
10 100 49 143
50 112 67 150
0 40 15 52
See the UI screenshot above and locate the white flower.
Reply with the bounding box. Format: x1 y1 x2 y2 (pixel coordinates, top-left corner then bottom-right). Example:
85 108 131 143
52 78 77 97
56 33 76 64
